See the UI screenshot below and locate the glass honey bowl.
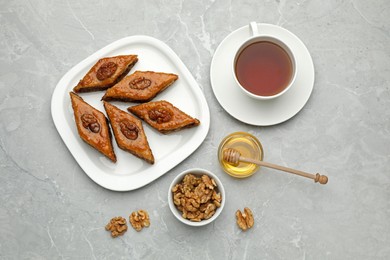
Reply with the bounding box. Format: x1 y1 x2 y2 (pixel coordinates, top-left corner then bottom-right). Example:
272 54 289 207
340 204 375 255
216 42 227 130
218 132 264 178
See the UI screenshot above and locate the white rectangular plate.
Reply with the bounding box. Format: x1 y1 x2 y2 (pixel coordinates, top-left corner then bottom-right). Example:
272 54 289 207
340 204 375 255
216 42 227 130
51 36 210 191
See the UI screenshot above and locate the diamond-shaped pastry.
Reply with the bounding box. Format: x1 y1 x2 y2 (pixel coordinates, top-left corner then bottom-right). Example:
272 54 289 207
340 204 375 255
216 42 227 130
128 100 200 134
102 71 178 102
69 92 116 162
73 55 138 93
103 101 154 164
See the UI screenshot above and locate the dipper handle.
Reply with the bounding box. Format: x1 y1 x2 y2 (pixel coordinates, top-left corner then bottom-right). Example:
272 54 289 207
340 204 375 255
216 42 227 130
223 148 328 185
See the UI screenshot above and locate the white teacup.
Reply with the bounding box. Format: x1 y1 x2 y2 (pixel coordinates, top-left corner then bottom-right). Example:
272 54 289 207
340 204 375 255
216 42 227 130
233 22 297 100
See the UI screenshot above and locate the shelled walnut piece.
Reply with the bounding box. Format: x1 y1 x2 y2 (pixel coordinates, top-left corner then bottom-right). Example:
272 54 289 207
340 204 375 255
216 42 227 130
105 216 128 237
130 210 150 232
236 207 254 231
172 174 222 222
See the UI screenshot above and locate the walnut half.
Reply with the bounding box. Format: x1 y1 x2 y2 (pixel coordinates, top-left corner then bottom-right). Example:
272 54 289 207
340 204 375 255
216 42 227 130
81 113 100 133
129 76 151 89
105 216 128 237
236 207 254 231
129 210 150 232
96 61 118 81
148 107 172 123
119 120 139 140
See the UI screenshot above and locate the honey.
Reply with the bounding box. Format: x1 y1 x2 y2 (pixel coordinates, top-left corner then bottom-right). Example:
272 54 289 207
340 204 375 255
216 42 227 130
218 132 264 178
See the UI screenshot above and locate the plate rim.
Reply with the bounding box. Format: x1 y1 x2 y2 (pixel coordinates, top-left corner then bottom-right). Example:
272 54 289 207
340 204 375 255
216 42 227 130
210 23 315 126
51 35 210 191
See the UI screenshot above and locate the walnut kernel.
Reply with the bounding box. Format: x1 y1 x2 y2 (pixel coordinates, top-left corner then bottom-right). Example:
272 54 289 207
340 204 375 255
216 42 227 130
148 107 172 123
171 174 222 222
105 216 128 237
130 210 150 232
96 61 118 81
81 113 100 133
119 120 139 140
129 77 152 89
236 207 254 231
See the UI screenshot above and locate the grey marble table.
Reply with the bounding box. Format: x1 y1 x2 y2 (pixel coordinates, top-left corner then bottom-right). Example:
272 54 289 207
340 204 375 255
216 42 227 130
1 0 389 259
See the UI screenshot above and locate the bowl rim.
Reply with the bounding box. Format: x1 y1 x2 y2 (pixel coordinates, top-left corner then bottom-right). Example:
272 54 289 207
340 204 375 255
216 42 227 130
167 168 226 227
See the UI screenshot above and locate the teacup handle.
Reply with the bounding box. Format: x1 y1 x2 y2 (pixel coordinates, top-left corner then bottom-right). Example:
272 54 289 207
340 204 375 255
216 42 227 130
250 22 259 36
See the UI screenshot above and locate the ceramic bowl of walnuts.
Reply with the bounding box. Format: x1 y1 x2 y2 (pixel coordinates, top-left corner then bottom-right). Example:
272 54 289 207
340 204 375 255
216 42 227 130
168 168 225 226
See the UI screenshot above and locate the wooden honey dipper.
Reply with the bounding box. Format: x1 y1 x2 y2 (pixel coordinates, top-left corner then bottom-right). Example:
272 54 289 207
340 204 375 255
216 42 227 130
223 148 328 184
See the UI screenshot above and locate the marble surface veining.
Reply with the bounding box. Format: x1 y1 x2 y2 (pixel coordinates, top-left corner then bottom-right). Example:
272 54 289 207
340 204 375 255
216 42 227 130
1 0 390 259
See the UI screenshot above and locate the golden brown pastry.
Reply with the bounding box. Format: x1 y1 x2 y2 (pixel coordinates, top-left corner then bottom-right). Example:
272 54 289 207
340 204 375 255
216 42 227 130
103 101 154 164
128 100 200 134
73 55 138 93
102 71 178 102
69 92 116 162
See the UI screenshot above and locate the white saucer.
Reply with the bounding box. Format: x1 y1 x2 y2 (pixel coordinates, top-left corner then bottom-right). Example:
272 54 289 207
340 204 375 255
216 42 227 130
210 23 314 126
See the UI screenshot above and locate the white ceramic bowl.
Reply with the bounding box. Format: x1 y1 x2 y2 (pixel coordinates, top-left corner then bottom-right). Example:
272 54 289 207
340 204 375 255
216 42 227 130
168 168 226 227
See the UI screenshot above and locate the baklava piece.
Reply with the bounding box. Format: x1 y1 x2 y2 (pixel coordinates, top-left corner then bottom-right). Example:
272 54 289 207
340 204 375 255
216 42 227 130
103 102 154 164
102 71 178 102
128 100 200 134
69 92 116 162
73 55 138 93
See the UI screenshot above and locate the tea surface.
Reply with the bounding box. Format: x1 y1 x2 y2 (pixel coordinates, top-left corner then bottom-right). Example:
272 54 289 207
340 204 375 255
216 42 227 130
235 41 293 96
